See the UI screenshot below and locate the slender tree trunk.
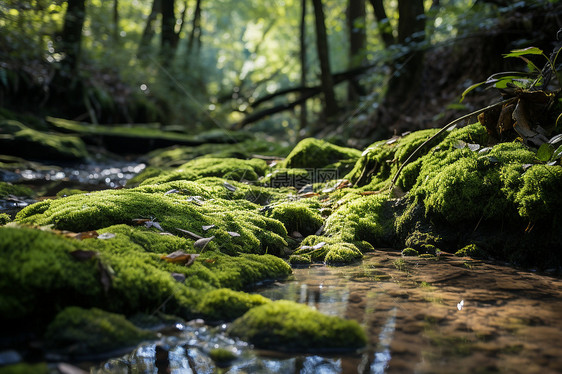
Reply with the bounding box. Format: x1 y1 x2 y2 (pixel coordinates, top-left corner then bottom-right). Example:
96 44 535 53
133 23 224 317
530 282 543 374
187 0 202 54
311 0 338 118
138 0 161 56
60 0 87 77
299 0 308 132
347 0 366 102
113 0 119 43
368 0 394 48
160 0 178 63
386 0 425 101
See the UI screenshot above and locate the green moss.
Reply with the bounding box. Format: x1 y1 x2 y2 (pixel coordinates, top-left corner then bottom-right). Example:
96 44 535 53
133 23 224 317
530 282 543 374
15 180 289 256
260 168 311 188
227 300 366 353
282 138 361 169
0 182 34 198
0 225 290 326
0 213 11 225
324 193 393 247
404 230 441 253
209 348 237 365
0 119 88 161
0 363 49 374
401 247 419 256
56 188 87 197
516 165 562 222
196 288 270 322
265 200 323 236
455 244 486 258
44 306 156 355
288 254 312 266
293 236 363 265
138 157 268 185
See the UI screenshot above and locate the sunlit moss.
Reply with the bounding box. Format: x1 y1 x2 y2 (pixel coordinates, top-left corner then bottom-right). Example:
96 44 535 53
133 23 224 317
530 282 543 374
15 180 289 256
264 199 323 237
0 225 290 325
0 213 11 225
227 300 366 352
282 138 361 169
138 157 268 185
293 235 364 265
196 288 270 322
324 193 393 247
44 306 156 355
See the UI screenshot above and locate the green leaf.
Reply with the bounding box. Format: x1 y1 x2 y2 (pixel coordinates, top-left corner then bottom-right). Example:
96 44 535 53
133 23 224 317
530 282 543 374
504 47 544 58
553 145 562 161
536 143 554 162
460 81 486 102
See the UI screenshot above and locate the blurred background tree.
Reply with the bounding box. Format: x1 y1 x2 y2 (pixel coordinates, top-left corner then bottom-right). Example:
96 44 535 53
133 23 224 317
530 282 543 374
0 0 561 146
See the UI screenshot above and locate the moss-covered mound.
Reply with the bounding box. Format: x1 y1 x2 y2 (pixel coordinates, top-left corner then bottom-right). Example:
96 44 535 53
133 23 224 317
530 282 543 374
0 225 290 326
15 179 288 255
136 157 268 185
339 122 562 266
0 119 88 161
44 306 156 355
228 300 366 353
0 182 34 198
196 288 270 322
282 138 361 170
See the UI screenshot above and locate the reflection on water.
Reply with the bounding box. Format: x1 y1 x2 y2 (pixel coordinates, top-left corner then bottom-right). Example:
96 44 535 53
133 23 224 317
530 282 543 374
95 251 562 373
371 308 396 374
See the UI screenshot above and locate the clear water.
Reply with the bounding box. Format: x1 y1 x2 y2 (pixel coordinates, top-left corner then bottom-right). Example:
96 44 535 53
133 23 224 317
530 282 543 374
94 251 562 373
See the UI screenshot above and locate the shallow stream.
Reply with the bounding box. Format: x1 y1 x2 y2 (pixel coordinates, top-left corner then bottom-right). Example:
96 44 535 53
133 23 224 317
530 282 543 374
94 251 562 374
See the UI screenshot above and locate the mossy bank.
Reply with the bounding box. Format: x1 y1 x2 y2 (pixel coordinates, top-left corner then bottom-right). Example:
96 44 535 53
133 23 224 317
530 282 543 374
2 123 562 361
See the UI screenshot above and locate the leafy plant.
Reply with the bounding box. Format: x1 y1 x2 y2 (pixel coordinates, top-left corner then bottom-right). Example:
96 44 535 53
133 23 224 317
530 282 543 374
461 46 562 102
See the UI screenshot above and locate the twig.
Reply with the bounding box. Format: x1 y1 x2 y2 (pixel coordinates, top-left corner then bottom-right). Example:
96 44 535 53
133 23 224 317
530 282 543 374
389 97 518 190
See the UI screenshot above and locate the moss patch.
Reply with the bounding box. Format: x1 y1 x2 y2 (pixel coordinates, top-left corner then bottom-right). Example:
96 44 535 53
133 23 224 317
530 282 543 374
0 182 34 198
0 119 88 161
228 300 366 353
196 288 270 322
282 138 361 169
44 306 156 355
264 200 323 237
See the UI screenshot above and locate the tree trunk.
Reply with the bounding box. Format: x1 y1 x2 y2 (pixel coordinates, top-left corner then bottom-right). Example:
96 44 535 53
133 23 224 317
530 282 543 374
311 0 338 118
113 0 119 43
187 0 202 54
347 0 366 102
384 0 425 108
138 0 161 57
368 0 394 48
59 0 87 77
160 0 178 63
299 0 308 132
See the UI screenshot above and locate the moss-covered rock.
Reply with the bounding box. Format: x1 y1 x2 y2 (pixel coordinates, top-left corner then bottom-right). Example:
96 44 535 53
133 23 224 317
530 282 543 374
288 253 312 266
228 300 366 353
0 225 290 325
0 182 34 198
455 243 486 258
44 306 156 355
0 213 11 225
137 157 268 185
0 119 88 161
292 236 365 265
196 288 270 322
401 247 419 256
15 180 288 256
282 138 361 170
264 200 323 237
